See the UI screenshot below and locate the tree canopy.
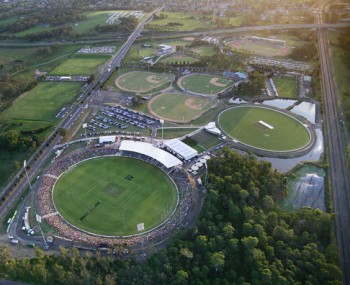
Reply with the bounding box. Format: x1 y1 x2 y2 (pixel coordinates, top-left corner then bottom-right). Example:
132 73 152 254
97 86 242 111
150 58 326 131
0 149 341 285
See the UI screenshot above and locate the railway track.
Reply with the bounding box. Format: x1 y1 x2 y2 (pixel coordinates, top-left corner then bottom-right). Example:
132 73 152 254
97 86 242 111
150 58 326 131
317 11 350 284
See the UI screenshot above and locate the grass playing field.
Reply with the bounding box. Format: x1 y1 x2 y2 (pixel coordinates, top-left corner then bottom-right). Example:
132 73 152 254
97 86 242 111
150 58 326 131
2 82 80 122
226 39 290 57
53 157 178 236
148 93 214 123
115 71 174 93
160 55 198 64
273 75 299 98
218 106 311 151
50 54 110 75
190 45 217 56
178 74 233 95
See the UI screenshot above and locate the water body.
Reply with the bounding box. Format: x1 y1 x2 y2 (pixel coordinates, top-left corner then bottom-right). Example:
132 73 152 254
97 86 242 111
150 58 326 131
290 101 316 123
261 128 324 172
283 164 325 211
258 99 297 109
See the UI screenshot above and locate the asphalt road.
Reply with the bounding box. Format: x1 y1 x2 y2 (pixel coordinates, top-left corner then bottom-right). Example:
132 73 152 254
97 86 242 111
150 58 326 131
317 11 350 285
0 22 349 47
0 8 161 222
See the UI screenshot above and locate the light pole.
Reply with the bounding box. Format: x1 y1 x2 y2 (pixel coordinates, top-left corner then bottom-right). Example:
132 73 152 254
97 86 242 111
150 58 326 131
23 160 32 190
204 161 208 187
160 119 164 140
83 123 89 148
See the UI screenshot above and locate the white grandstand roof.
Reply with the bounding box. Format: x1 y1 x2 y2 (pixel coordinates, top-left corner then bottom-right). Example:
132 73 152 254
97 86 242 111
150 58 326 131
205 122 221 136
163 139 198 161
120 140 182 168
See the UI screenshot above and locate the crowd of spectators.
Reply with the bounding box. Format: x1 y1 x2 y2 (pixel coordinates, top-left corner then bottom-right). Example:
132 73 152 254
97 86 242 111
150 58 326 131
36 146 194 246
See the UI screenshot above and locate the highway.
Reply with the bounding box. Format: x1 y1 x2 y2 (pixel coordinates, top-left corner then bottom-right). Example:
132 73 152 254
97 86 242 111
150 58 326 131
0 8 161 222
0 22 349 48
316 10 350 285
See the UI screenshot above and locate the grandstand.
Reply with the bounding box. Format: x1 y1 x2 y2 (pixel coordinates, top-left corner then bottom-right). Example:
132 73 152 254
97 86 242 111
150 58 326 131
120 141 182 168
163 139 198 161
251 36 286 46
36 145 194 246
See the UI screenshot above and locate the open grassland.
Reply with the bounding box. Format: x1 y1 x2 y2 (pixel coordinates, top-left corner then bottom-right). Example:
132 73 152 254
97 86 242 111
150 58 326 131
178 74 233 95
273 75 299 98
53 157 178 236
115 71 174 93
50 54 110 75
149 93 214 123
147 12 210 31
218 106 310 151
73 10 144 34
2 82 81 122
15 25 55 37
328 31 350 133
0 45 81 73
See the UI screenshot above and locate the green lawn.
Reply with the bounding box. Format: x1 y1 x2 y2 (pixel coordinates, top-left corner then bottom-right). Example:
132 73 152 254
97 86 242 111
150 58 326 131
273 75 299 98
161 55 198 64
149 93 214 123
73 10 144 34
182 137 206 153
190 45 217 56
147 12 210 31
50 54 110 75
218 106 310 151
3 82 81 122
53 157 178 236
156 128 198 139
179 74 233 95
139 48 158 58
115 71 174 93
15 24 55 37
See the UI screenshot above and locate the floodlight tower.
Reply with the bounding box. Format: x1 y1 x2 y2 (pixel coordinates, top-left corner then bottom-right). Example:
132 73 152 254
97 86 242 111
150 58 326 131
23 160 32 190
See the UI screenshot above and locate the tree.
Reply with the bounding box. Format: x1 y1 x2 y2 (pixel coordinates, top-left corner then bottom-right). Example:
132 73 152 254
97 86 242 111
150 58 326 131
210 251 225 272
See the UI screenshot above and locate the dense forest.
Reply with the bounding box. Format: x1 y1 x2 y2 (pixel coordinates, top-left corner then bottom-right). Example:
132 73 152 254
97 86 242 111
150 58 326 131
0 149 341 284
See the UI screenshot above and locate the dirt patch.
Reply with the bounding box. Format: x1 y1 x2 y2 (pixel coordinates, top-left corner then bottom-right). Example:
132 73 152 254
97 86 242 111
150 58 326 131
146 75 162 84
185 98 202 110
209 77 227 87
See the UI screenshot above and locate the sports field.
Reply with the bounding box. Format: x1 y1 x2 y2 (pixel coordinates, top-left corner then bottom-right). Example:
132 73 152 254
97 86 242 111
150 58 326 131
53 157 178 236
218 106 311 151
273 75 299 98
115 71 174 93
178 74 233 95
148 93 214 123
50 54 110 75
226 38 290 57
2 82 81 122
160 55 198 64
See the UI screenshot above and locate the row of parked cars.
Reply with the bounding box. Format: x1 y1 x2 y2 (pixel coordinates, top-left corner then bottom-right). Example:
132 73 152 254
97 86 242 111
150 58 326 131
103 106 160 129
